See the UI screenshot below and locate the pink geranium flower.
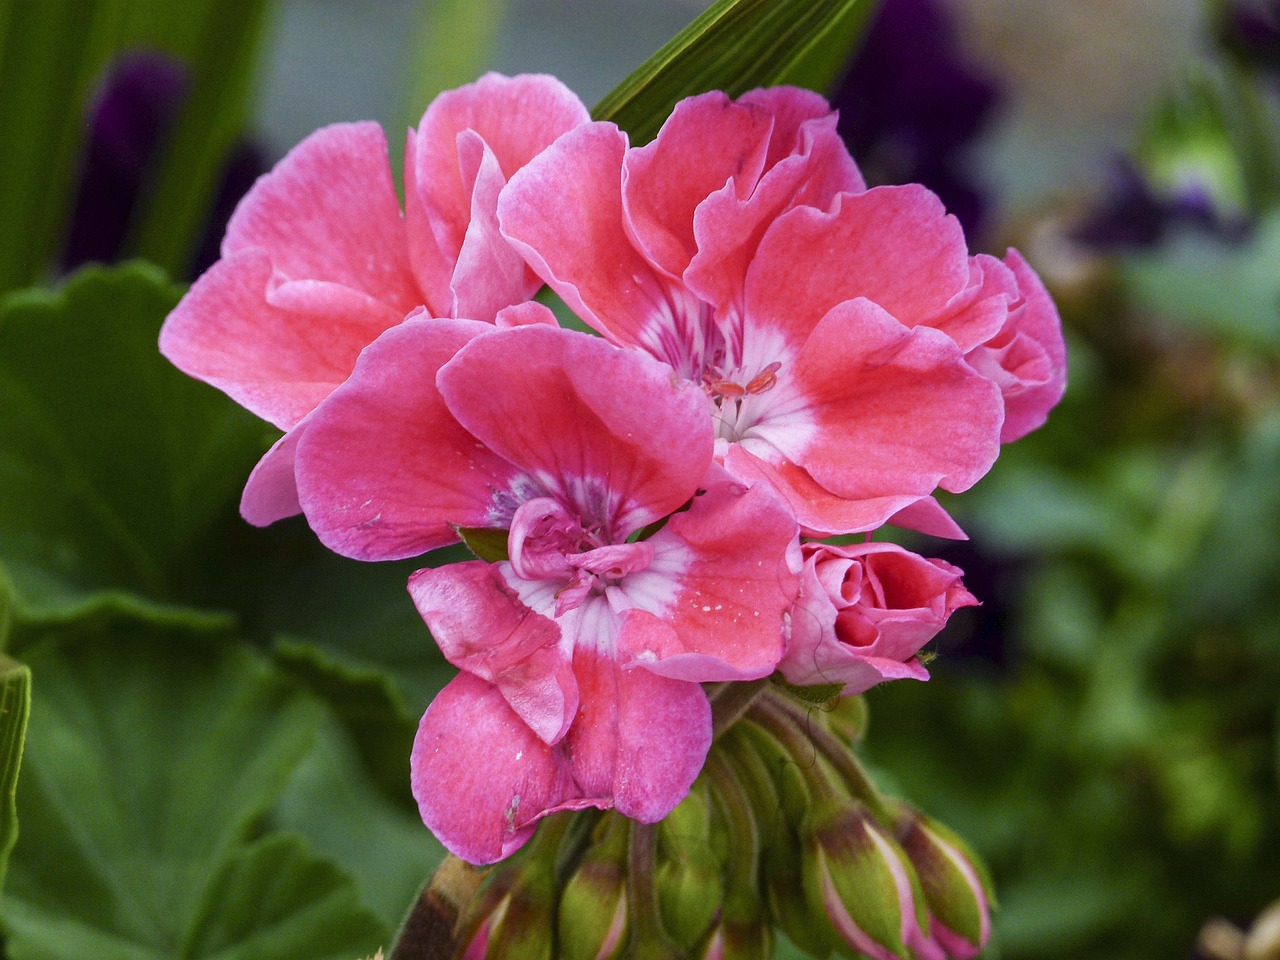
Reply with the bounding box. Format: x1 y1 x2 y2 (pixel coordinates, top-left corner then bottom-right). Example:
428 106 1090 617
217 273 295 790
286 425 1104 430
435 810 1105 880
159 72 589 524
498 87 1063 537
291 321 799 863
778 540 977 694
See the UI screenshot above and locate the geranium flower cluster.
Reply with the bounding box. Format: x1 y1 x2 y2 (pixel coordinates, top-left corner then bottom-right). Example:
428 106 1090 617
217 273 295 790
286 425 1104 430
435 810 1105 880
160 74 1065 868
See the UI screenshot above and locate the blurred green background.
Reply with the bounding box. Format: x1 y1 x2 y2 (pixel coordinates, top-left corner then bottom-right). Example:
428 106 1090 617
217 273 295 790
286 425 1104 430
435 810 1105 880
0 0 1277 958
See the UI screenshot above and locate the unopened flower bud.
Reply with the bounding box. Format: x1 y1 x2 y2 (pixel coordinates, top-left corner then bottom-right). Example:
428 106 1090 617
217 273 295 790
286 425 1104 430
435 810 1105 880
896 809 995 960
802 801 927 960
657 786 725 952
559 815 630 960
697 918 772 960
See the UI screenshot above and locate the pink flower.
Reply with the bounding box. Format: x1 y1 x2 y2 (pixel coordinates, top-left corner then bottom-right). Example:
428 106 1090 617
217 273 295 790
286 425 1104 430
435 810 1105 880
159 72 589 524
291 321 799 863
498 87 1019 539
778 540 977 694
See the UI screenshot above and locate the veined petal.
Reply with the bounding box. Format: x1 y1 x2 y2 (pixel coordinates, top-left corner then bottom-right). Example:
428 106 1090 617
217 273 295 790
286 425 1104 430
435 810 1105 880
615 476 799 681
159 249 402 429
742 187 971 345
411 673 582 865
408 561 576 745
499 122 676 348
777 298 1003 500
622 91 773 280
222 121 421 315
565 646 711 823
438 325 712 535
294 316 521 560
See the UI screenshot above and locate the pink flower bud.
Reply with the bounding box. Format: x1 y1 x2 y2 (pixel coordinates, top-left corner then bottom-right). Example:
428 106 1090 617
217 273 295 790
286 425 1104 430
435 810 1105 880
780 541 977 694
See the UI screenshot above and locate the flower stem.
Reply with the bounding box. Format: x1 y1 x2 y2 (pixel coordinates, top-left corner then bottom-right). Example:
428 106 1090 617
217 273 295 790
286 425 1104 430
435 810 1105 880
625 821 686 959
708 677 770 740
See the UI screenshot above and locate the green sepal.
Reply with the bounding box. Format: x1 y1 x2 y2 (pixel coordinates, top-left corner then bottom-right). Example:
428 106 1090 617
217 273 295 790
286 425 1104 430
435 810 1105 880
457 526 511 563
771 672 846 707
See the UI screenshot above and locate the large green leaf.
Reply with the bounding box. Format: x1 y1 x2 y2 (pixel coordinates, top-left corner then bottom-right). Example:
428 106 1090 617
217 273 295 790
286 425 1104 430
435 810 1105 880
0 652 31 896
0 626 385 959
0 264 268 627
593 0 877 143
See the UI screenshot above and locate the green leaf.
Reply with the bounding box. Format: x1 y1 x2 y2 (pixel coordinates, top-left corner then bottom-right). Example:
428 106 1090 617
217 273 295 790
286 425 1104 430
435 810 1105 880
593 0 878 144
0 0 127 291
0 625 390 959
0 653 31 895
0 264 267 627
271 713 445 931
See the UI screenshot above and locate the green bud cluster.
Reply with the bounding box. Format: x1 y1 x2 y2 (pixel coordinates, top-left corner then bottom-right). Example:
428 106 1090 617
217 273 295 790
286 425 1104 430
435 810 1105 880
399 680 993 960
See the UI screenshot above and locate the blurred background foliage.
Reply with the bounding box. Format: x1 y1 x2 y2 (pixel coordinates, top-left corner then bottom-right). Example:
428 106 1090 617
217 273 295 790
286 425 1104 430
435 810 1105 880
0 0 1277 958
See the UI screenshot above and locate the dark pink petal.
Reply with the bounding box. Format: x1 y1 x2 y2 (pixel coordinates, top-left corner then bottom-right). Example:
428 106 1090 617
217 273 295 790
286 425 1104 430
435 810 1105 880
294 317 521 560
564 646 711 823
622 92 772 279
742 188 971 347
615 476 799 681
159 249 402 429
438 326 712 535
408 561 576 745
240 423 303 526
499 122 675 348
778 298 1003 500
737 86 850 176
222 121 421 316
411 672 582 864
886 498 967 540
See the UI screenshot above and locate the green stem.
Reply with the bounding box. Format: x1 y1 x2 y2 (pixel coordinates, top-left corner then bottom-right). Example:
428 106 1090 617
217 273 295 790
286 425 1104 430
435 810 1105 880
704 749 760 906
625 821 686 959
763 692 895 824
708 677 770 739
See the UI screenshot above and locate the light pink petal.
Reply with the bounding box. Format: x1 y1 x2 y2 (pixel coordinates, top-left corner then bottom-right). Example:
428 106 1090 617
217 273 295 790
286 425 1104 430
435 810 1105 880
438 326 712 535
499 122 675 348
408 561 576 745
402 127 454 315
779 299 1003 500
564 647 711 823
737 86 854 178
886 498 967 540
986 249 1068 442
615 476 799 681
723 445 928 537
742 188 971 346
294 317 522 560
411 673 580 864
413 72 591 262
494 300 558 328
240 424 303 526
222 121 421 315
448 134 540 320
160 250 403 429
622 92 772 279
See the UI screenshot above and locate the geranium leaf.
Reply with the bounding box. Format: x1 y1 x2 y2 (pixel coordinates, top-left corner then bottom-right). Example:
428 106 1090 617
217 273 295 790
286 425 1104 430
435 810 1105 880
593 0 877 144
0 653 31 896
0 625 388 959
0 264 267 628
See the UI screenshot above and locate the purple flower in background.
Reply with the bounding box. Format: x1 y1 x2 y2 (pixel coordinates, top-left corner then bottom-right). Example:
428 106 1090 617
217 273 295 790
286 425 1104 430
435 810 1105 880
1222 0 1280 70
62 50 269 278
832 0 1000 242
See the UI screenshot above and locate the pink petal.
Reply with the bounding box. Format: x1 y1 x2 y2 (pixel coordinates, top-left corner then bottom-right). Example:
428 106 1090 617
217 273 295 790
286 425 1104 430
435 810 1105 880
408 561 576 745
622 92 773 279
411 672 581 864
494 300 558 328
294 317 521 560
222 121 421 316
159 249 403 429
615 475 799 681
886 498 967 540
240 423 303 526
742 188 971 346
779 298 1003 500
564 646 711 823
498 122 675 348
437 326 713 535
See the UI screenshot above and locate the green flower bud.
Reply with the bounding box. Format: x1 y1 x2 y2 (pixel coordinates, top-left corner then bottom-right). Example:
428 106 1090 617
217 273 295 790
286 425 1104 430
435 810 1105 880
559 815 630 960
895 809 995 960
657 785 724 952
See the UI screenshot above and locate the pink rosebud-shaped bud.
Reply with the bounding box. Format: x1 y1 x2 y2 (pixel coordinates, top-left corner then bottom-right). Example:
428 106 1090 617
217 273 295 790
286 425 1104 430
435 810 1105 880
801 802 931 960
896 810 995 960
779 540 978 694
